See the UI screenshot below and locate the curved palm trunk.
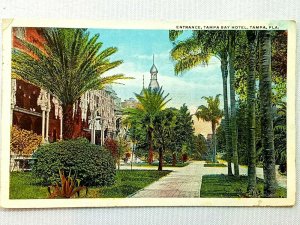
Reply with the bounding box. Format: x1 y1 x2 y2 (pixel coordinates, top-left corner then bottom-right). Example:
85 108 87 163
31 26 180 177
259 31 276 197
229 31 239 176
247 31 258 195
212 122 217 163
221 56 233 175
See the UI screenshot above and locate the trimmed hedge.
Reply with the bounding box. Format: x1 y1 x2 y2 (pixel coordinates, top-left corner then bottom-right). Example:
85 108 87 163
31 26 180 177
32 138 116 187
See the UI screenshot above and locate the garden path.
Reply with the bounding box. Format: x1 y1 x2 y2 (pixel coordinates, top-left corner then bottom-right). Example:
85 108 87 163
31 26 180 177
130 161 204 198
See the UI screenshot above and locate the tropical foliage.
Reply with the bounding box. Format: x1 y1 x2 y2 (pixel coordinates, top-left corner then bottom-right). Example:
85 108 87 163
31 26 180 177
12 28 128 139
170 29 287 197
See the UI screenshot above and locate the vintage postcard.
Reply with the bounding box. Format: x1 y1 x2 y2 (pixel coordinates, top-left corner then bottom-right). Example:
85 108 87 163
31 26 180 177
0 19 296 208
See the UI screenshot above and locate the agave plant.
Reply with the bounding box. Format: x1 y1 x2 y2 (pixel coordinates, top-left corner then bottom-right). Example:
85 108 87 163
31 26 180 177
48 169 86 199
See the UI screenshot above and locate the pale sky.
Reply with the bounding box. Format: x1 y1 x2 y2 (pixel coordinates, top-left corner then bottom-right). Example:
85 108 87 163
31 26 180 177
89 29 223 136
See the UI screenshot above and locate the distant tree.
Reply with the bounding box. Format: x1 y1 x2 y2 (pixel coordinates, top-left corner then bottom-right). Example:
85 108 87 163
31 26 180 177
171 105 194 165
195 95 223 162
192 134 208 160
153 108 177 170
104 138 118 164
116 136 130 170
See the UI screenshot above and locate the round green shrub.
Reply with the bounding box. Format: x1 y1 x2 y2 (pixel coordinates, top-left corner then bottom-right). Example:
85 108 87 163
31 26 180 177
32 138 116 186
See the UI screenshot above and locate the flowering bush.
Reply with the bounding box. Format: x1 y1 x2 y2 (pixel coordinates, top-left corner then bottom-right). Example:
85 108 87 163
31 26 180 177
10 125 42 155
104 138 118 161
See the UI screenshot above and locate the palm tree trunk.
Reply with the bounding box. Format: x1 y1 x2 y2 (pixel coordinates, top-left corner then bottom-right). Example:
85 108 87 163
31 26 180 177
148 128 154 164
229 31 239 176
221 55 233 175
62 102 83 140
62 104 76 140
172 152 177 166
246 31 257 195
212 122 217 163
158 147 163 171
259 31 276 197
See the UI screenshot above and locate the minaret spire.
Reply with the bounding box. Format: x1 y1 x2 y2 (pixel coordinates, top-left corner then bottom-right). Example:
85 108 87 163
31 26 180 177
149 54 159 90
143 74 144 89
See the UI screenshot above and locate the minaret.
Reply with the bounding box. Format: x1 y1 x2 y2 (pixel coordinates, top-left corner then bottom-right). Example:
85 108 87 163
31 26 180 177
140 74 145 95
143 74 145 89
148 54 159 90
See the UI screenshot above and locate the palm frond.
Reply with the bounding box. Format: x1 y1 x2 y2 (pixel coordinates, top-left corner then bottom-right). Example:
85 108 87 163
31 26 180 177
12 28 127 106
169 30 183 42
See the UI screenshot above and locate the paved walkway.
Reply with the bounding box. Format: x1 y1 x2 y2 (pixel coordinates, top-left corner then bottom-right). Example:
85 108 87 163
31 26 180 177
130 161 287 198
131 161 204 198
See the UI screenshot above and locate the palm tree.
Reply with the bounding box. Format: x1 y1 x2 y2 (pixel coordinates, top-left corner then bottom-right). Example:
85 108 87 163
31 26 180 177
169 30 234 175
124 87 171 164
228 31 240 176
259 31 276 197
12 28 127 139
246 30 258 195
195 95 223 163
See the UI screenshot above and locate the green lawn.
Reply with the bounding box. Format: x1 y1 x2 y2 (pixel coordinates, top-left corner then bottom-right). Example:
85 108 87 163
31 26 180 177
204 163 227 167
10 170 171 199
200 174 287 198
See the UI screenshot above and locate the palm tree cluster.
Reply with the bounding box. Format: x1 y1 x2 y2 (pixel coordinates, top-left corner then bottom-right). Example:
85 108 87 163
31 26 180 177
169 30 287 197
124 88 195 170
12 28 128 139
124 87 170 165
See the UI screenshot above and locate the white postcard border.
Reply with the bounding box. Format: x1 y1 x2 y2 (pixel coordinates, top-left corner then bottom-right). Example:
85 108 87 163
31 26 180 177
0 19 296 208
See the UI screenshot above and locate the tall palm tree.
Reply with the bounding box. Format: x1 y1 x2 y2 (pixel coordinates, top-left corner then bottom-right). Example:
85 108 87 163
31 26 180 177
228 31 240 176
195 95 223 163
246 30 258 195
169 30 234 175
12 28 127 139
124 87 171 164
259 31 276 197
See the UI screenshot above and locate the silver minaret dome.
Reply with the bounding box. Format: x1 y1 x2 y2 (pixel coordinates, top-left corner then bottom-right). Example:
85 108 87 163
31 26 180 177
148 54 159 90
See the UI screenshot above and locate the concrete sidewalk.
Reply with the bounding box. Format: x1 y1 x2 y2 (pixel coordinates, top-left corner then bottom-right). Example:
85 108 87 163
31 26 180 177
131 161 204 198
